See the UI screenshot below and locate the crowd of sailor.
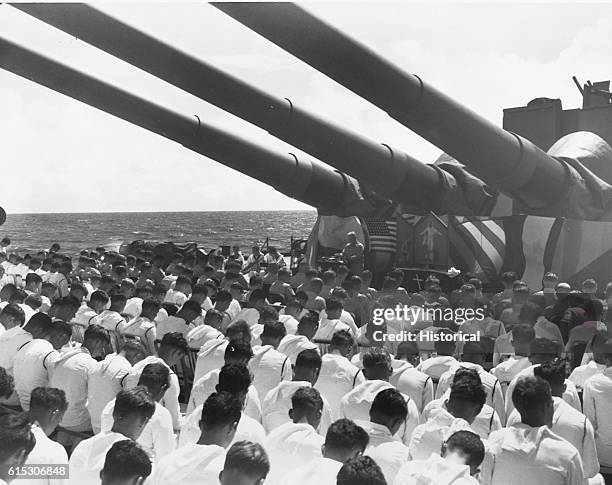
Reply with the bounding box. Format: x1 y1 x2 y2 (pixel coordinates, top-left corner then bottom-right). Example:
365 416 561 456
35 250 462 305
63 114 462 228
0 239 611 485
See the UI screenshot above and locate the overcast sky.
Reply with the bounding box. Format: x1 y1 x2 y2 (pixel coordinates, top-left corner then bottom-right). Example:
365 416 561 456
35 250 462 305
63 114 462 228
0 2 610 214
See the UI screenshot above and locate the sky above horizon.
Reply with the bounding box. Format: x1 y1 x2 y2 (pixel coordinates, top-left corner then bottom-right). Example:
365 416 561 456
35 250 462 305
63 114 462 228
1 1 611 214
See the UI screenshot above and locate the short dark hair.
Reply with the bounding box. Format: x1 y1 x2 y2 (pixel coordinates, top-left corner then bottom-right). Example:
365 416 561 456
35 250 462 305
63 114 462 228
90 290 110 306
224 341 253 363
48 321 73 342
337 456 386 485
114 387 155 421
261 321 286 340
102 440 152 481
0 366 13 399
249 289 267 302
30 387 68 414
370 388 407 420
297 313 319 331
291 386 323 414
160 332 188 353
295 349 322 370
138 363 170 391
223 441 269 481
0 412 35 462
141 298 161 315
324 418 369 452
201 391 242 428
512 323 536 344
444 430 485 469
25 273 42 286
0 303 26 326
534 359 566 388
215 290 232 303
217 363 252 395
449 372 487 408
512 376 552 416
331 329 354 349
181 300 202 315
259 305 279 322
362 347 391 370
83 324 111 345
452 367 482 386
226 320 251 342
325 299 343 312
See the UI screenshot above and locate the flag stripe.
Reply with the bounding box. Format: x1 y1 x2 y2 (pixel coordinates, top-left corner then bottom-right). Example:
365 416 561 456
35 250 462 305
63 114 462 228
363 218 397 254
461 221 504 272
470 218 506 262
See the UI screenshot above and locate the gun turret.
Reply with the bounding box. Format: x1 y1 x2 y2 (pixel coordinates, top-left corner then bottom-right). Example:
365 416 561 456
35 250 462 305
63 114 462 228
213 2 612 220
13 3 497 217
0 35 379 217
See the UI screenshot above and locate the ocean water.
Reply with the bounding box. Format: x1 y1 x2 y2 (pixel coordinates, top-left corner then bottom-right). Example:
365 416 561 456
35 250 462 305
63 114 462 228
0 211 318 256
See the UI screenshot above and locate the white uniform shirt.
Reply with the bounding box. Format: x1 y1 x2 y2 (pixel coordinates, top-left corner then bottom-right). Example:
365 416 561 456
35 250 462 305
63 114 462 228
87 353 132 434
505 364 581 417
277 334 319 365
507 396 599 478
249 345 292 403
313 318 351 350
315 352 365 421
156 315 194 340
123 297 143 319
261 380 333 435
278 314 299 335
390 363 434 414
14 339 59 410
417 355 459 384
319 309 358 337
409 407 474 461
178 406 265 449
186 368 261 422
569 361 606 391
21 425 69 485
584 366 612 467
121 316 157 355
101 399 175 462
185 324 223 350
151 443 225 485
435 361 506 423
490 355 532 389
50 348 97 429
340 379 419 445
91 310 127 333
68 431 128 485
282 457 342 485
421 394 502 439
193 339 228 383
231 307 260 328
0 326 32 375
393 453 478 485
361 421 410 484
481 424 586 485
123 356 181 430
264 421 324 485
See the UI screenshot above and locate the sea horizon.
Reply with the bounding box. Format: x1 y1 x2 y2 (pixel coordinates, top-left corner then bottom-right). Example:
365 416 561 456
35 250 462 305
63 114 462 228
0 210 318 256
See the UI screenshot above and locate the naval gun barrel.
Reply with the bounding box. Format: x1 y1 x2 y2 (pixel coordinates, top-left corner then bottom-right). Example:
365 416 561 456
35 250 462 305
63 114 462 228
212 2 570 211
0 35 368 216
13 3 452 213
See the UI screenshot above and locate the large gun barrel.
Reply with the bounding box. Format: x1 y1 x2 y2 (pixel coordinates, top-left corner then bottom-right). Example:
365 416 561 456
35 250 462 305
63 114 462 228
0 35 373 216
13 3 460 214
212 2 572 212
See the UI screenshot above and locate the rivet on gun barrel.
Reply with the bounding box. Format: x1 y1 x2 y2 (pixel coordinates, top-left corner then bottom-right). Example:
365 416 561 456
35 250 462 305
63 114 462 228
13 2 501 217
0 35 380 218
213 2 612 221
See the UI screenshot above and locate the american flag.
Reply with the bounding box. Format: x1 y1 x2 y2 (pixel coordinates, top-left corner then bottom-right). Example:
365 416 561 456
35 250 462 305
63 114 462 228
363 218 398 253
